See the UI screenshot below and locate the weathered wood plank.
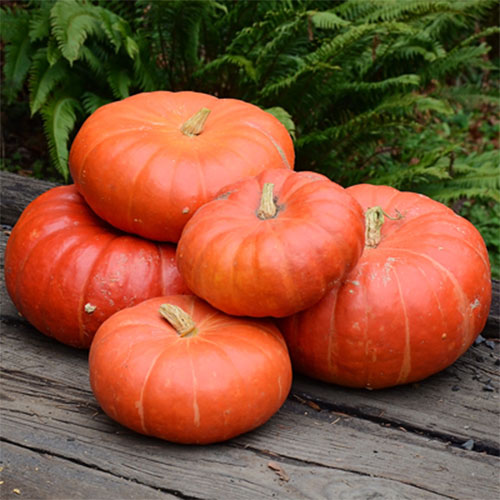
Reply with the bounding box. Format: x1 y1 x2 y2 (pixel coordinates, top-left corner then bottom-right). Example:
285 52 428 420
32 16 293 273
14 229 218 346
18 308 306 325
0 441 173 500
0 171 56 227
1 304 498 500
0 340 474 500
291 339 500 453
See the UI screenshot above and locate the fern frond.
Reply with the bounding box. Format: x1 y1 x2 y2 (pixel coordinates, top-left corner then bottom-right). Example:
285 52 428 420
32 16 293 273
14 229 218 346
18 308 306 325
132 42 160 92
458 26 500 48
29 49 68 115
1 7 33 102
308 10 350 30
264 106 296 139
41 93 82 180
95 6 134 54
3 37 32 102
334 74 421 95
333 0 380 21
28 0 54 41
80 44 107 76
199 54 258 82
46 38 62 66
106 67 132 99
359 0 453 23
421 151 500 203
50 0 102 64
427 44 493 81
81 91 111 115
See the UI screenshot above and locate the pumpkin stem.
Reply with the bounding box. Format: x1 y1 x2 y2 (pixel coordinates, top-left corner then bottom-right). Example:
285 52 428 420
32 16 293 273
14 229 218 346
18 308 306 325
180 108 211 136
257 183 277 220
365 206 403 248
159 304 197 338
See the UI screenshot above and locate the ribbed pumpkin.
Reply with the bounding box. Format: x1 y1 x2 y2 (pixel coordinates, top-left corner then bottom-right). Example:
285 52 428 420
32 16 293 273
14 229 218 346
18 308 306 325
4 186 188 348
176 169 365 318
280 184 492 389
89 295 292 444
69 91 294 242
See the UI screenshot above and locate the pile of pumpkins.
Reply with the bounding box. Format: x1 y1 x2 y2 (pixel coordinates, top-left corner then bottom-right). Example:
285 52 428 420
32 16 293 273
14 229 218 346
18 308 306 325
5 91 492 444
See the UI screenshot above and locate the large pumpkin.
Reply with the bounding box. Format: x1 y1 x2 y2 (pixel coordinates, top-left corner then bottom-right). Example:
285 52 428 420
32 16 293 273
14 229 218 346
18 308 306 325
69 91 294 242
89 295 292 444
176 169 365 317
4 185 188 348
280 184 492 389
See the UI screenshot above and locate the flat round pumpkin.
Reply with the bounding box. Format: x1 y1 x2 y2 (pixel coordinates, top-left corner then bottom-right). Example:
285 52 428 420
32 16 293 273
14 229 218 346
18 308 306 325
69 91 294 242
280 184 492 389
4 185 188 348
176 169 365 317
89 295 292 444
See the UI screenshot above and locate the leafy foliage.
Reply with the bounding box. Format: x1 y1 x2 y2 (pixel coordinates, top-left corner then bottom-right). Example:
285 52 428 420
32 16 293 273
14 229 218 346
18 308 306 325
1 0 499 273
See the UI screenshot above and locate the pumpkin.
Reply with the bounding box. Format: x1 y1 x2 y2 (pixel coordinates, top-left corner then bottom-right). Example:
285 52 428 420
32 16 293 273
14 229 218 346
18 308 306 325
69 91 294 242
89 295 292 444
280 184 492 389
176 169 365 318
4 185 189 348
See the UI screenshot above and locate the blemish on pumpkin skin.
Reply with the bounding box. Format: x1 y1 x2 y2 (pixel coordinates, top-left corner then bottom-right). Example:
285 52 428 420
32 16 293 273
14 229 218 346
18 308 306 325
84 303 97 314
182 207 190 214
470 299 481 310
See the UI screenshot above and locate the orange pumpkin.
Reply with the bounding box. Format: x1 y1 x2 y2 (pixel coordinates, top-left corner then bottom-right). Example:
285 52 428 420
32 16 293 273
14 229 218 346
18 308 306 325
280 184 491 389
69 91 294 242
89 295 292 444
176 169 365 317
4 185 188 348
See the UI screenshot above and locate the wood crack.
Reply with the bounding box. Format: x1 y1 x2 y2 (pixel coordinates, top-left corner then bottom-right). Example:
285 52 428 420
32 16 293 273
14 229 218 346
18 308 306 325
289 391 500 457
0 436 205 500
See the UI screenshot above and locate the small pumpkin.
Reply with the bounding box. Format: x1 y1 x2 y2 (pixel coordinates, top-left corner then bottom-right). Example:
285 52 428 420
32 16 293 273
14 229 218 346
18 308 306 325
176 169 365 318
280 184 492 389
89 295 292 444
4 185 188 348
69 91 294 242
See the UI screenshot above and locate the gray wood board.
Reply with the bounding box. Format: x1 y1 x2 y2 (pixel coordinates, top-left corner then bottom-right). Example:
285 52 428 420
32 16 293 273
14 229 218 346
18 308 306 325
1 317 497 500
1 171 56 227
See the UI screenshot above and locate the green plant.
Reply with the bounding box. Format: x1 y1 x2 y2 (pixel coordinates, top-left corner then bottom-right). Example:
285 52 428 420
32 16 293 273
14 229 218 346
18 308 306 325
2 0 497 180
2 0 498 270
2 0 142 179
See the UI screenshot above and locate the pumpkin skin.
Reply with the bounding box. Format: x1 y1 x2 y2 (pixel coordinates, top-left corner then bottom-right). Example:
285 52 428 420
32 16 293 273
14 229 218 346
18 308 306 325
69 91 294 242
4 185 189 348
176 169 365 318
280 184 492 389
89 295 292 444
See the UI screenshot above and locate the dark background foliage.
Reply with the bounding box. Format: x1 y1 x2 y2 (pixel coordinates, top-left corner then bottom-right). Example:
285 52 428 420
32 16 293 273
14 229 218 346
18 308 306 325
1 0 499 275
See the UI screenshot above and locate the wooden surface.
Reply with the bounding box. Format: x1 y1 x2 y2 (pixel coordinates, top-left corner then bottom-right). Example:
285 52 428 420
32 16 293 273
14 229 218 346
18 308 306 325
1 171 499 500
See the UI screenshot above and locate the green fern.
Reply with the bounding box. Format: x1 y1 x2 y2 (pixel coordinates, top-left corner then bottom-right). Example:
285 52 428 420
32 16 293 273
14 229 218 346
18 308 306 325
41 93 82 180
50 1 102 64
1 8 34 102
29 49 68 115
81 91 111 115
417 151 500 204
